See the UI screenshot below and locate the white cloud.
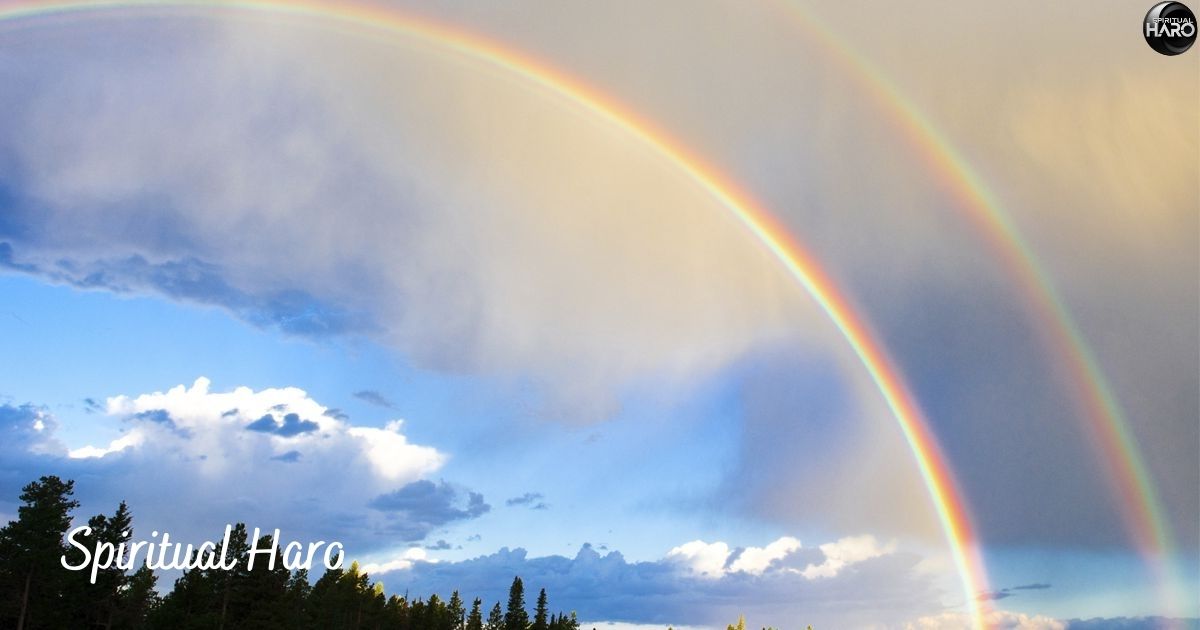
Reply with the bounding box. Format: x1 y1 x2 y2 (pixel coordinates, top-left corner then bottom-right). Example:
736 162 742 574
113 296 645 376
6 379 463 553
666 535 890 582
68 432 144 459
728 536 801 575
667 540 731 579
85 377 444 483
360 547 433 575
906 609 1066 630
801 535 895 580
347 420 441 482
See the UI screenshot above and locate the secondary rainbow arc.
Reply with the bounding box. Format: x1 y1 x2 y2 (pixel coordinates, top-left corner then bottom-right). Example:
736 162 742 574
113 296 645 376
772 3 1184 613
0 1 993 626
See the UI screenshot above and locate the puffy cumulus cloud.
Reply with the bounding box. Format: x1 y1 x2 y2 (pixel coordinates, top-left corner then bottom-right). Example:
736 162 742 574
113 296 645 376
907 610 1066 630
346 421 441 483
666 540 731 579
87 377 443 483
801 535 895 579
667 535 890 582
0 380 481 554
360 547 432 576
372 536 942 627
727 536 802 575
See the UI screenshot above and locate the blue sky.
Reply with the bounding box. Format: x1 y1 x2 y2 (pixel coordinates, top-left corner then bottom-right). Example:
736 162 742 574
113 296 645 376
0 2 1197 628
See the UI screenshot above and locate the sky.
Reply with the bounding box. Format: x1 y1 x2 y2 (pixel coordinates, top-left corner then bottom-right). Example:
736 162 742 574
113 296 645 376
0 1 1197 628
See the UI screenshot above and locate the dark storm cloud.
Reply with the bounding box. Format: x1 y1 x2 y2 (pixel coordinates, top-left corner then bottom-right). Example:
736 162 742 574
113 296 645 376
245 412 319 437
368 480 490 542
978 582 1054 601
505 492 547 510
132 409 179 430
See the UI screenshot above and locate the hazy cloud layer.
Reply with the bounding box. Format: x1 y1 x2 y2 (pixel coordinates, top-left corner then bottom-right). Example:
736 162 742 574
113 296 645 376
0 11 809 428
429 0 1199 550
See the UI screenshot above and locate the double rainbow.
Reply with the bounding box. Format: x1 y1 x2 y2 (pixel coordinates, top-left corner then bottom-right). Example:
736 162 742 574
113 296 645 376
2 0 1171 626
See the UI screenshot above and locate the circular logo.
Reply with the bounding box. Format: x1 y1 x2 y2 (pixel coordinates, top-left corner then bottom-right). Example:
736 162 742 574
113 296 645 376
1144 1 1197 55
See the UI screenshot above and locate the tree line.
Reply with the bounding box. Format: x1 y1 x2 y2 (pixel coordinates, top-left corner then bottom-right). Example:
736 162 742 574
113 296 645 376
0 475 581 630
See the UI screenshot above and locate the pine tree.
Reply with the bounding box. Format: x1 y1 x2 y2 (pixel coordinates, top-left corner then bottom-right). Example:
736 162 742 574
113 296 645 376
116 565 158 628
57 503 132 628
283 568 312 629
234 531 292 628
486 601 504 630
504 576 529 630
467 597 484 630
217 523 252 628
0 475 80 630
533 588 548 630
63 501 137 629
449 590 466 630
95 501 134 629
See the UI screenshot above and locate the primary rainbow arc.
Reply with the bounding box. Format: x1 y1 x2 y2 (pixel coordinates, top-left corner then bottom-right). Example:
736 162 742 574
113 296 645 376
0 1 992 626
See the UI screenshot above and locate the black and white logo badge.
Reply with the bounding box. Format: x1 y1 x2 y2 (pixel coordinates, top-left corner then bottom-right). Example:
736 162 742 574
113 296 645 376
1144 2 1196 55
